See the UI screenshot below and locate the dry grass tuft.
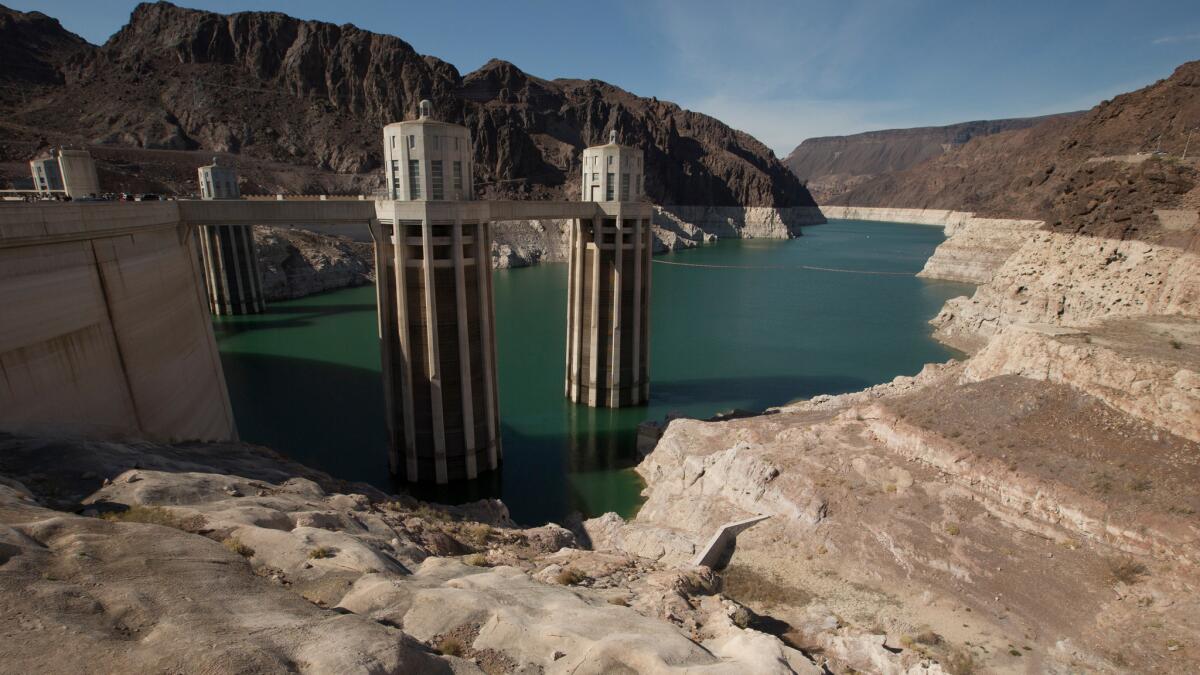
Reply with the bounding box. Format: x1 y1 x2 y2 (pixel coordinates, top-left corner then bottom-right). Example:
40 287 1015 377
436 636 464 657
462 553 488 567
308 546 332 560
414 504 452 522
223 537 254 557
100 505 204 531
720 564 812 608
461 523 492 547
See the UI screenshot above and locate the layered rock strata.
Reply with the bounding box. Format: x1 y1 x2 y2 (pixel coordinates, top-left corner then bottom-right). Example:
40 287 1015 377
819 206 1041 284
932 229 1200 351
254 226 375 300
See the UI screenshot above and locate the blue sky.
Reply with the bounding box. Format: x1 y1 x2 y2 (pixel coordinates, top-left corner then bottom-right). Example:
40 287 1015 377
15 0 1200 156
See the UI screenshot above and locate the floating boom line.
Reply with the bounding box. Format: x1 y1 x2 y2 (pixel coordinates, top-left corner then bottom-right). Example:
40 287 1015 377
650 258 915 276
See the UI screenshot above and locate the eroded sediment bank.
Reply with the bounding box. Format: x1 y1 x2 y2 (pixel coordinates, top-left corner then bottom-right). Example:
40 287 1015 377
819 205 1042 285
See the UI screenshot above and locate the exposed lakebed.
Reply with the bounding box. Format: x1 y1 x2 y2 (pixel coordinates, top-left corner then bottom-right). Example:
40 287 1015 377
214 219 972 524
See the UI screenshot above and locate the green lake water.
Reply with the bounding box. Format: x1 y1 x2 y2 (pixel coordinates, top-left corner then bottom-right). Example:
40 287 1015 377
213 219 973 525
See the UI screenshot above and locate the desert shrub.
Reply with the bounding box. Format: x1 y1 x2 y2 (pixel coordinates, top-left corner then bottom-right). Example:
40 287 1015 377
223 537 254 557
1108 558 1149 585
462 553 487 567
308 546 332 560
944 523 960 536
555 568 586 586
915 631 943 646
606 595 629 606
943 647 978 675
1129 479 1153 492
1092 473 1114 493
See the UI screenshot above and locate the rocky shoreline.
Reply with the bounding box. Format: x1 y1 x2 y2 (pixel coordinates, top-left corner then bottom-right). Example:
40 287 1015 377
256 205 827 295
592 206 1200 672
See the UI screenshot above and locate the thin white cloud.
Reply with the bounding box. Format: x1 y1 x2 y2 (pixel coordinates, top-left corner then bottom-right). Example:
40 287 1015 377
1153 33 1200 45
641 1 903 155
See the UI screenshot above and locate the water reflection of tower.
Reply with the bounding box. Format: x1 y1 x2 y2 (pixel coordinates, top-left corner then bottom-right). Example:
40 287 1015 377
564 401 636 480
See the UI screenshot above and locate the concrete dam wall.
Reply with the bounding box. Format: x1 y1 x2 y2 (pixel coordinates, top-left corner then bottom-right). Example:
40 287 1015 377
0 202 236 441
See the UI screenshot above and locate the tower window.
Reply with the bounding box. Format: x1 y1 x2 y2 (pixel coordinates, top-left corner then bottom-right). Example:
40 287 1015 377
605 173 614 201
408 135 416 149
408 160 421 198
453 161 463 190
431 160 444 200
621 173 630 200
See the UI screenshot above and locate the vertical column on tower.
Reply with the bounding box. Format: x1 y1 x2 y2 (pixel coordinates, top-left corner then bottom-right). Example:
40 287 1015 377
197 224 266 315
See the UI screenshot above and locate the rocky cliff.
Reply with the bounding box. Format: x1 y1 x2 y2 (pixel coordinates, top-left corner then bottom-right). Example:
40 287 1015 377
0 2 814 212
0 4 90 88
785 114 1077 202
254 226 375 300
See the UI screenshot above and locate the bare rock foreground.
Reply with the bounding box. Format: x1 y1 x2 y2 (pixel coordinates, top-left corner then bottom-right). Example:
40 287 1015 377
0 434 833 674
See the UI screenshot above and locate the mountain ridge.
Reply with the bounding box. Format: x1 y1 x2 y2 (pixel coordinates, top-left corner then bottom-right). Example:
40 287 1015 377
784 113 1082 202
825 60 1200 251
